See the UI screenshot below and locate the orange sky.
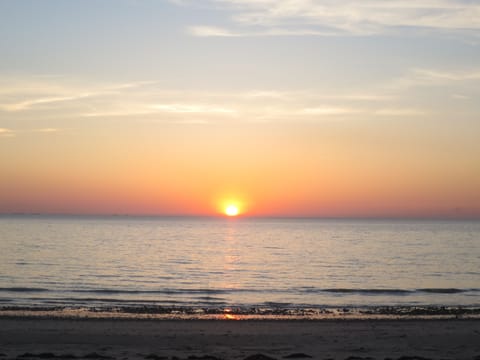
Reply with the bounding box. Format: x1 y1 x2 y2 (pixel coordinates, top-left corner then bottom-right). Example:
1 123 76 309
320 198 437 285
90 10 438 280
1 120 479 218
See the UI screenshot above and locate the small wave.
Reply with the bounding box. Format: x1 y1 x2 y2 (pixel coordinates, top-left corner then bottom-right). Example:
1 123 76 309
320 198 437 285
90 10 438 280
196 296 227 301
0 287 49 292
418 288 466 294
263 301 293 307
71 288 231 295
54 297 201 305
299 288 474 295
0 286 476 298
322 288 412 295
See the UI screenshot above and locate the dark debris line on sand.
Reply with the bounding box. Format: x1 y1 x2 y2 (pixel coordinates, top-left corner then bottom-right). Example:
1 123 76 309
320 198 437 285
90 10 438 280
18 354 57 359
282 354 313 359
8 353 480 360
16 354 113 360
144 355 168 360
388 357 433 360
243 355 276 360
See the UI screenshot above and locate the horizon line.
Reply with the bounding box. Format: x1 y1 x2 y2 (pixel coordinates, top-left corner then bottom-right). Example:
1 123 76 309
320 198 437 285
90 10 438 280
1 212 479 221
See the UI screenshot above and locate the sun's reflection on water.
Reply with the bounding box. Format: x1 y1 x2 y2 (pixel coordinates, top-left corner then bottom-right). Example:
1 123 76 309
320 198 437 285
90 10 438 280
223 308 239 320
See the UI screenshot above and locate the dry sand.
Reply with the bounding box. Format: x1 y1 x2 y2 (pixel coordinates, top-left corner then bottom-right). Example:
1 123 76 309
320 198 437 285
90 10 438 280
0 318 479 360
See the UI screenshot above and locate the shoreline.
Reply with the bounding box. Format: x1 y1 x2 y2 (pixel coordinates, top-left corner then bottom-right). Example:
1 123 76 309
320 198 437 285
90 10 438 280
1 305 480 320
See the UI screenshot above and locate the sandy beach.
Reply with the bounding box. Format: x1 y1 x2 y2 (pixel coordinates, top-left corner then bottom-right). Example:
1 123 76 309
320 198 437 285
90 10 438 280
1 318 479 360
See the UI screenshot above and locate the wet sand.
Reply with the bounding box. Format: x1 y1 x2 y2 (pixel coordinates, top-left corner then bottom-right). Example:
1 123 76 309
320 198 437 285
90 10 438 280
1 318 479 360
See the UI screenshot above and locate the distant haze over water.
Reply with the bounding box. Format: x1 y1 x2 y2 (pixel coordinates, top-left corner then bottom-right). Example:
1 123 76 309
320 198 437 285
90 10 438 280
0 216 479 309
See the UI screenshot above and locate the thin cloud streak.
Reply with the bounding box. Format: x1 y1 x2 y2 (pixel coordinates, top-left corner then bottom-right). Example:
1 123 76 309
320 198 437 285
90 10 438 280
2 94 92 112
188 26 241 37
4 71 475 124
1 76 397 121
0 128 61 137
0 79 156 112
151 103 237 114
412 69 480 81
301 106 360 115
451 93 470 99
188 25 339 37
180 0 480 37
374 108 426 116
0 128 14 137
33 128 60 133
390 67 480 89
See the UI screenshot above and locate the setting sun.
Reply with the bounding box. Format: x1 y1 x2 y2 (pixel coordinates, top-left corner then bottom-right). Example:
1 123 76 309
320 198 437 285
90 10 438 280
225 205 239 217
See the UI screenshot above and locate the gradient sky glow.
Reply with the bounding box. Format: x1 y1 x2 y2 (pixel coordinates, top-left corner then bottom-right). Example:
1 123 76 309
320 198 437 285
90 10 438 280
1 0 480 217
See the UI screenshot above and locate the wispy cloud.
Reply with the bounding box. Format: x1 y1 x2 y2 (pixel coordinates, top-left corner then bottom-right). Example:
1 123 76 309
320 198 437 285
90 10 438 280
2 95 92 112
82 103 237 118
374 108 426 116
243 90 290 99
189 26 241 37
0 128 14 137
0 78 155 112
178 0 480 37
0 128 62 137
2 76 395 117
451 93 470 99
33 128 60 133
301 106 360 115
151 103 236 114
301 106 426 117
391 67 480 89
0 74 456 125
410 68 480 82
188 25 338 37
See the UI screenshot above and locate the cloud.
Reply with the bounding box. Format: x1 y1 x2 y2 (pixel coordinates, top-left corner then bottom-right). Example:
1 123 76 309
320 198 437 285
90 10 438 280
0 74 445 125
151 103 236 114
0 79 155 112
34 128 60 133
451 93 470 99
83 102 237 119
0 128 62 137
374 108 426 116
178 0 480 37
301 106 360 115
391 67 480 89
82 109 157 118
189 26 241 37
411 68 480 82
0 128 14 137
188 25 339 37
243 90 289 99
2 95 92 112
299 105 426 118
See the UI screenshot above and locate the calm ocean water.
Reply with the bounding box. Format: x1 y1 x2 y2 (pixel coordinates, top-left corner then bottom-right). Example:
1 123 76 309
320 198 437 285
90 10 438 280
0 215 479 310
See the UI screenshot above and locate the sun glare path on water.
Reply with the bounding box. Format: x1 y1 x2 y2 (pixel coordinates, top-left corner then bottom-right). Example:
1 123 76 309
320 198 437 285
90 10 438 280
225 205 239 216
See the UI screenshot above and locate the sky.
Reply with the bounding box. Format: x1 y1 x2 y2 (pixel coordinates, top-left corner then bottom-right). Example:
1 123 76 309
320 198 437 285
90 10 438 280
1 0 480 218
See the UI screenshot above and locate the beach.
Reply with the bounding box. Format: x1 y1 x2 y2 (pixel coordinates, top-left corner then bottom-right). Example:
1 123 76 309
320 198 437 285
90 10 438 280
2 0 480 356
1 317 479 360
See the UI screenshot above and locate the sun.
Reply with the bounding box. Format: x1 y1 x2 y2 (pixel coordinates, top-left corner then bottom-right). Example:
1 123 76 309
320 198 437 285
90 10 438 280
225 205 239 217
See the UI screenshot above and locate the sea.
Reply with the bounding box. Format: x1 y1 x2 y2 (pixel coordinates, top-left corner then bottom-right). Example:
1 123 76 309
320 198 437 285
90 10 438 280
1 215 479 316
